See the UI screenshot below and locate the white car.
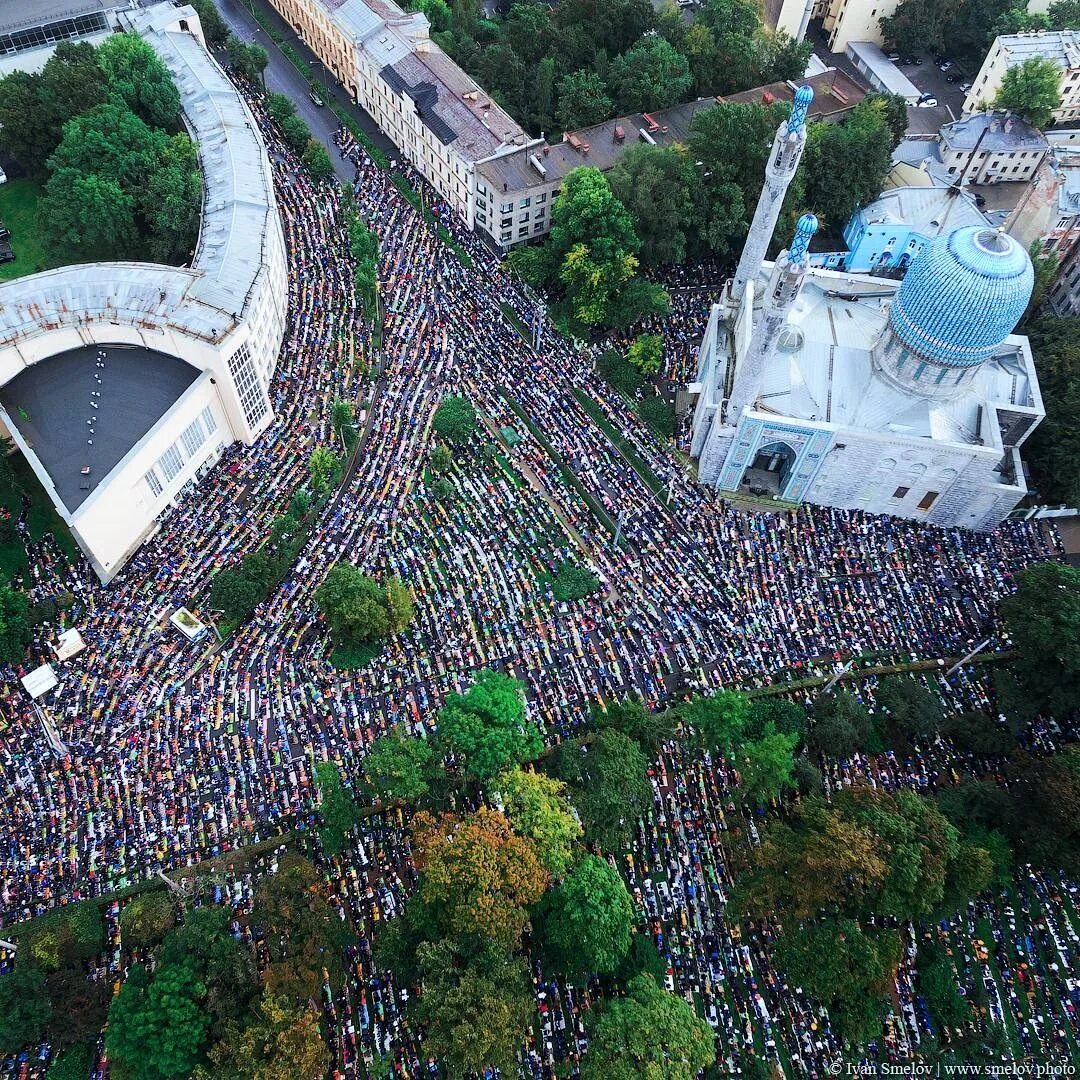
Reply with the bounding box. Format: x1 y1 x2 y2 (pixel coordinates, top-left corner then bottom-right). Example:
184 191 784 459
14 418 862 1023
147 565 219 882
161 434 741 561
960 82 973 93
0 167 6 185
917 96 938 107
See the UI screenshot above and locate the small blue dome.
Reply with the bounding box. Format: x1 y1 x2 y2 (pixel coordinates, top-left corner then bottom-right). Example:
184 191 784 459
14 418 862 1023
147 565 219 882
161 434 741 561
889 226 1033 369
788 213 818 261
788 85 814 132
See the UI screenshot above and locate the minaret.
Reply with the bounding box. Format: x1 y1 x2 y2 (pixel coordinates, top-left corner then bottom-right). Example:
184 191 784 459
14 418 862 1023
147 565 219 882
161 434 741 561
725 213 817 424
730 85 814 304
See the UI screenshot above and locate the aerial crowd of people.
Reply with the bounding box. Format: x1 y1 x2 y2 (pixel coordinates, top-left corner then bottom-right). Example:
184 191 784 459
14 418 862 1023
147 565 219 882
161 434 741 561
0 85 1076 1078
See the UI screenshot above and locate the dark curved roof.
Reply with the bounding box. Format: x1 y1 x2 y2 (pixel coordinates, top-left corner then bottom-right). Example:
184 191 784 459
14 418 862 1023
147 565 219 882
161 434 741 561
0 343 198 513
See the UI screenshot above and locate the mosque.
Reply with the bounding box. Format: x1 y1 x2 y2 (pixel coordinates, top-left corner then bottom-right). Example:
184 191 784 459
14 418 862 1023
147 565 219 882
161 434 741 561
688 87 1046 532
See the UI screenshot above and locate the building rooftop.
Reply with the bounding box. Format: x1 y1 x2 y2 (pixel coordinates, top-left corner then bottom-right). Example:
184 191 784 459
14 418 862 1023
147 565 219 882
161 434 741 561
748 264 1037 450
477 70 865 193
846 41 922 100
0 344 198 513
0 4 281 349
857 185 989 235
0 0 109 36
940 111 1048 153
996 29 1080 71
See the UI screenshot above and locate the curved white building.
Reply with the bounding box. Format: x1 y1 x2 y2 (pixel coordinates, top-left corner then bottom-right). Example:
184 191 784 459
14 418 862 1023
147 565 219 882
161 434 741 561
0 3 287 581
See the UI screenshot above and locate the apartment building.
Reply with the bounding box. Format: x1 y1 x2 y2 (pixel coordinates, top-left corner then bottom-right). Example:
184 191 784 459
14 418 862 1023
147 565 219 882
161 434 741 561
963 31 1080 124
476 70 865 250
812 0 900 54
939 112 1049 185
267 0 538 227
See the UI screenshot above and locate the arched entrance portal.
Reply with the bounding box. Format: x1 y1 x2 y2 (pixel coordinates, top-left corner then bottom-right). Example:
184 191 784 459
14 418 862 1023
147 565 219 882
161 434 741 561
740 440 797 497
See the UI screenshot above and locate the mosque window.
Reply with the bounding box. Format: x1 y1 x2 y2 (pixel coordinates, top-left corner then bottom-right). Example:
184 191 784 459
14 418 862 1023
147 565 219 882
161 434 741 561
201 407 218 436
917 490 940 511
892 486 909 499
180 417 206 458
145 469 163 499
158 444 184 483
228 344 269 430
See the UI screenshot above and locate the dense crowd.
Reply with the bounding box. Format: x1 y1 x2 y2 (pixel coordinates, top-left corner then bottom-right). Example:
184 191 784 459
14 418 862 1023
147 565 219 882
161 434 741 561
0 88 1074 1077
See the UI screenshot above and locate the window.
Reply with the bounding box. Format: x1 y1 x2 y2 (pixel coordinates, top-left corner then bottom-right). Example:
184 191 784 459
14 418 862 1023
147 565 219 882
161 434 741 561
892 486 909 499
477 211 487 224
501 202 512 213
519 197 531 208
536 206 545 218
500 231 511 241
180 416 206 458
227 343 268 429
519 211 530 222
145 469 163 499
158 443 184 483
501 216 512 228
534 221 545 232
916 490 939 511
537 193 546 204
201 406 218 436
518 226 529 237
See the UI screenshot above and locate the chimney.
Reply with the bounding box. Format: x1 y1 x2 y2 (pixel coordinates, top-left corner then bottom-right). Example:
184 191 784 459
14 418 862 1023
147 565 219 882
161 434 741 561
1004 116 1014 133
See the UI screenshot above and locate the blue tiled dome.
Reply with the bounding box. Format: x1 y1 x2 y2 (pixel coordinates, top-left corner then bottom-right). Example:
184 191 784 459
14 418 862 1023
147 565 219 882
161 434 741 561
888 227 1033 369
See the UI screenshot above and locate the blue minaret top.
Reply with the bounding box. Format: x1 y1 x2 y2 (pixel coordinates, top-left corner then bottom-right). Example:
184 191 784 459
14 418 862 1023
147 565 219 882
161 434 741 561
889 226 1034 370
788 85 814 132
788 213 818 261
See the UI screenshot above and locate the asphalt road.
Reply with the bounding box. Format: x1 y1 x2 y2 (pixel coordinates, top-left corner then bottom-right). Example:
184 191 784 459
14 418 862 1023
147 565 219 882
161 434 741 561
214 0 396 183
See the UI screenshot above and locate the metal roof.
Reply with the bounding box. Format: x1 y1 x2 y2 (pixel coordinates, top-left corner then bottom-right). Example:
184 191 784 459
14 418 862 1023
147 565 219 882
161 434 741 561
845 41 922 100
940 111 1048 153
996 29 1080 71
857 185 989 234
0 0 109 36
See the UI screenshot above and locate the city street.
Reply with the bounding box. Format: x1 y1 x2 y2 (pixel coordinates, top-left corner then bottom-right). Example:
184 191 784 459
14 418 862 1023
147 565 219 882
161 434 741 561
216 0 396 182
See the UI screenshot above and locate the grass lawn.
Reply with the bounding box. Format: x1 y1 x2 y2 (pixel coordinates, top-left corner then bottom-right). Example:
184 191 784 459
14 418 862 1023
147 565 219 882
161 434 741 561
0 179 49 282
0 453 78 580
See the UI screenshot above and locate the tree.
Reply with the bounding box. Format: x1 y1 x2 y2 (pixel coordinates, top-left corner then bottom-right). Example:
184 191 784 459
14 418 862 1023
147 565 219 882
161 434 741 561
210 566 265 622
626 334 664 375
140 133 202 263
994 57 1063 129
746 697 805 742
739 727 798 804
0 964 52 1055
940 711 1015 755
315 564 413 645
120 891 176 950
414 942 535 1077
1006 749 1080 876
551 729 652 851
106 961 211 1080
188 0 231 47
916 939 973 1032
314 761 361 856
226 37 269 86
1024 317 1080 507
412 807 549 951
1050 0 1080 28
40 168 139 261
429 444 453 473
278 114 313 156
613 143 695 265
98 33 182 128
802 97 893 232
536 855 634 978
203 993 329 1080
308 446 340 495
0 584 31 663
774 918 901 1046
582 974 714 1080
681 689 751 754
363 727 440 801
592 695 675 755
875 675 943 744
0 71 55 175
551 558 601 601
1000 560 1080 718
809 689 881 757
555 70 614 132
47 1045 94 1080
19 902 104 971
302 140 335 181
495 766 583 878
250 854 354 1000
608 36 691 115
437 669 542 780
267 92 297 125
1025 240 1059 324
432 394 478 444
158 907 258 1040
879 0 962 57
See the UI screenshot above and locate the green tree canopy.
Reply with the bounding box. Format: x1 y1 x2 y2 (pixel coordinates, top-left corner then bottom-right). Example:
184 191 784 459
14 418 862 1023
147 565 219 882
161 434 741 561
314 761 361 856
226 37 270 85
495 766 583 878
120 891 176 950
437 669 542 779
1000 560 1080 718
808 688 882 757
875 675 944 744
0 964 53 1055
0 584 31 663
105 961 211 1080
551 558 601 601
302 140 335 181
582 974 714 1080
188 0 231 47
626 333 665 374
608 36 692 114
774 918 901 1045
315 564 414 646
994 57 1063 128
98 32 181 128
432 394 478 444
535 854 634 978
681 689 751 754
363 727 441 801
739 726 798 804
592 694 676 755
555 70 614 131
551 728 652 851
879 0 961 57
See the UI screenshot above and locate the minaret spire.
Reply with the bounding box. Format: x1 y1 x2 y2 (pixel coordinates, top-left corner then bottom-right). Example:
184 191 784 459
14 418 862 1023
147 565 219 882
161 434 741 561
730 85 813 304
726 213 817 423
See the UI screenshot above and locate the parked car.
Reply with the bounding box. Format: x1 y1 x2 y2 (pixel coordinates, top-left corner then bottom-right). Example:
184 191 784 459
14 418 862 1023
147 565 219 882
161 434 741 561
917 95 938 107
309 90 324 107
946 72 960 83
886 52 901 62
960 82 973 93
902 55 923 65
0 240 15 264
939 59 954 70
